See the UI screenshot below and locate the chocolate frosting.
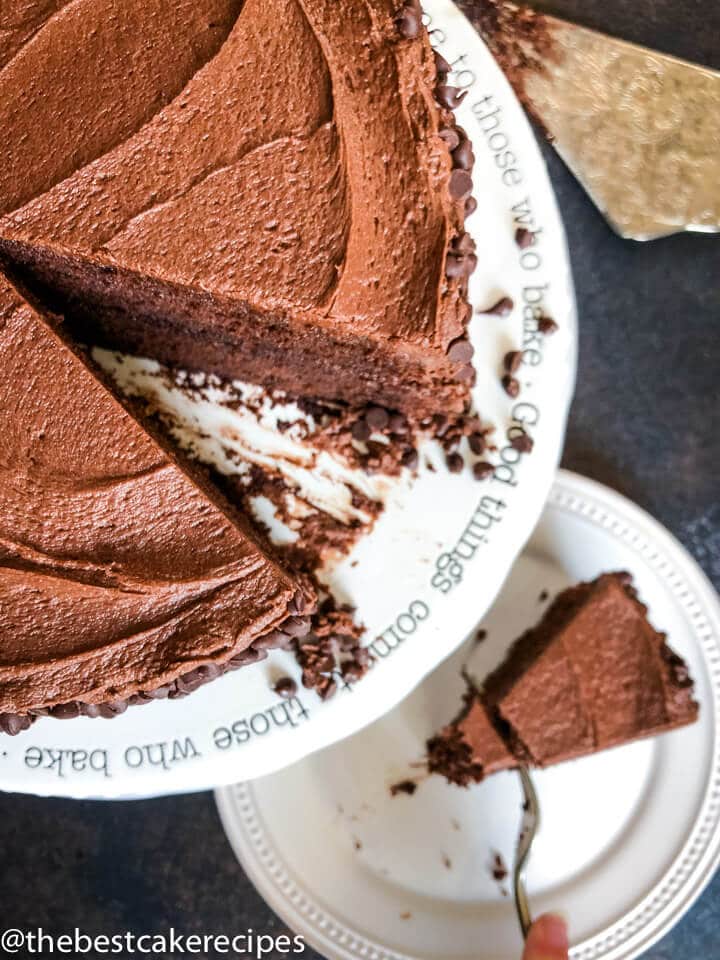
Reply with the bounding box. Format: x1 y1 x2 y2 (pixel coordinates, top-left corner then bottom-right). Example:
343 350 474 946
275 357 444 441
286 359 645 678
0 0 474 415
428 574 699 785
0 275 308 719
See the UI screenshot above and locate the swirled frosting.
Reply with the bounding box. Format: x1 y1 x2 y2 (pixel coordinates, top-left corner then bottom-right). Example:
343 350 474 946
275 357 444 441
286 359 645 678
0 275 306 720
0 0 475 416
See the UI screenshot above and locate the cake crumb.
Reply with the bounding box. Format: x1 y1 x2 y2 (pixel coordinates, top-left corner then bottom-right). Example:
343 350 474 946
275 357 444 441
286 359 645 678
399 911 412 921
390 779 418 797
491 852 508 882
477 295 514 317
442 853 452 869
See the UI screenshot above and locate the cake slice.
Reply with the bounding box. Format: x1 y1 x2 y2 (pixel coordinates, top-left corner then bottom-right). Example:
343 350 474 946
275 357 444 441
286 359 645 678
0 275 313 734
0 0 476 418
428 573 699 784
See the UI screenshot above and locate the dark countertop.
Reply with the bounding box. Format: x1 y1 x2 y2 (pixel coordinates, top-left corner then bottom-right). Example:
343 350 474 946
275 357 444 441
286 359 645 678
0 2 717 958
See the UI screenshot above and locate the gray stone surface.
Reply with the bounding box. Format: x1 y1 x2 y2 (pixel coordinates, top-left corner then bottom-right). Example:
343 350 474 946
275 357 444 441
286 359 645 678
0 2 717 958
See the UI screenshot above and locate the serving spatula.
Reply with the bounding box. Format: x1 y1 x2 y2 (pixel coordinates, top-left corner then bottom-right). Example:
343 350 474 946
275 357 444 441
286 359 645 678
463 1 720 240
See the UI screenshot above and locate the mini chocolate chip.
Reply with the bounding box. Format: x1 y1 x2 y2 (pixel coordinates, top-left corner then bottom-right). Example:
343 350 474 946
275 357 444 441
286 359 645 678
538 315 559 334
139 685 172 701
301 669 318 690
436 85 467 109
50 702 82 720
401 447 419 470
452 231 475 256
97 701 128 719
174 670 205 694
445 253 466 278
448 169 473 201
366 406 390 431
284 616 312 638
452 139 475 170
504 350 523 373
297 639 321 654
389 413 408 435
438 127 461 151
501 374 520 397
465 196 478 217
455 363 476 383
395 5 420 38
510 431 534 453
447 338 474 363
341 661 365 682
274 677 298 699
468 432 485 455
434 50 451 77
446 452 464 473
0 713 33 736
479 295 514 317
433 413 449 435
515 227 534 248
312 653 336 674
351 418 371 442
198 664 223 681
473 461 495 481
317 677 338 701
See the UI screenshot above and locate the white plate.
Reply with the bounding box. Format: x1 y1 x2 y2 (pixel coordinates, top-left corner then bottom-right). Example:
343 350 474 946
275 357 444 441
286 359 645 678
216 470 720 960
0 0 576 799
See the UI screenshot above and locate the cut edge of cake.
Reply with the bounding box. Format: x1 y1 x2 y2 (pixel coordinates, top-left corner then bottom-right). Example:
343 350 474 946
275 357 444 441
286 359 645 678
0 273 316 736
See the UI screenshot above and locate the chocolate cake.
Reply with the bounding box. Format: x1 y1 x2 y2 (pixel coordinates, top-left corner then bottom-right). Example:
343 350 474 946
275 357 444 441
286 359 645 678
0 0 476 418
427 692 516 786
428 574 699 785
0 275 313 735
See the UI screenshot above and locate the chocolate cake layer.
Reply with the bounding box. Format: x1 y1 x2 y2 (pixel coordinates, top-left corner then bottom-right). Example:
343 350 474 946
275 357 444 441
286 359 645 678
0 0 476 417
0 275 313 731
428 573 699 784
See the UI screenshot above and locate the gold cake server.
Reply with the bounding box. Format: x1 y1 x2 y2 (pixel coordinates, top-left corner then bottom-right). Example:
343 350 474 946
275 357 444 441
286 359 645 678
467 1 720 240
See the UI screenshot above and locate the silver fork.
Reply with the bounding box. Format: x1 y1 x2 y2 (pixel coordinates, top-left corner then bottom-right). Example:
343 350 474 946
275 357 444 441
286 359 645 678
514 766 541 939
